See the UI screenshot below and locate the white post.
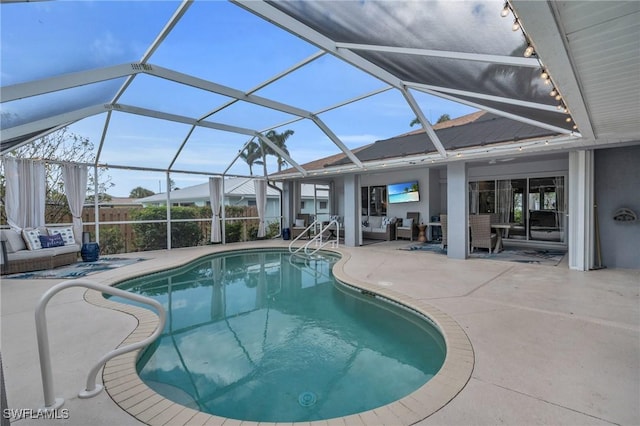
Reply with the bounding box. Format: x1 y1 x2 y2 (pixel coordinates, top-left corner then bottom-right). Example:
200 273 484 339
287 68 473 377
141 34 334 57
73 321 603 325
568 150 594 270
447 161 469 259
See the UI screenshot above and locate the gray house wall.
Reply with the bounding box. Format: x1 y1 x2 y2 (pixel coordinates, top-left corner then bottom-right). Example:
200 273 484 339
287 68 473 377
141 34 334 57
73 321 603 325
595 145 640 269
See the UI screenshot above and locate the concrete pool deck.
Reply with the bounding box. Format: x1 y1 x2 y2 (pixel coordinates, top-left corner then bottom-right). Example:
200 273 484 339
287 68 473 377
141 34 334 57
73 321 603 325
2 240 639 425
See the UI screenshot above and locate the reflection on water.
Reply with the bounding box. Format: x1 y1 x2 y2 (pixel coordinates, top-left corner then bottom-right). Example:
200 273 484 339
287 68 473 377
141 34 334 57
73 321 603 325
111 250 445 422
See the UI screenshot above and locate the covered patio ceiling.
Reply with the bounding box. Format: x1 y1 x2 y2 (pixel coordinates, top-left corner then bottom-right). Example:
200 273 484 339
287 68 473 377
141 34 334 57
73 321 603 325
1 1 638 181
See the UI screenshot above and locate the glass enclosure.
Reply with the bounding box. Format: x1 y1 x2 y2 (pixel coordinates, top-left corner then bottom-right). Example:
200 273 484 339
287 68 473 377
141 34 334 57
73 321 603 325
469 176 565 243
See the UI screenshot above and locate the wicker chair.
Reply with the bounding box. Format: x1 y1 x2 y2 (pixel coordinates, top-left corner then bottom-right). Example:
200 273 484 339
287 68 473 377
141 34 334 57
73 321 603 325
469 214 497 253
291 213 311 240
396 212 420 241
440 214 448 249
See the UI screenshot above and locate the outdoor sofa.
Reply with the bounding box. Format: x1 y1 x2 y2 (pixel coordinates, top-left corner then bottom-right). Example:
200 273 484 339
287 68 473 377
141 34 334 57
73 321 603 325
0 227 80 275
362 216 397 241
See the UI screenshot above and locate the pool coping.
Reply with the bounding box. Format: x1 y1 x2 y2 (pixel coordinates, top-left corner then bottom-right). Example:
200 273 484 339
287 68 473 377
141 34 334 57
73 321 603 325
84 245 474 426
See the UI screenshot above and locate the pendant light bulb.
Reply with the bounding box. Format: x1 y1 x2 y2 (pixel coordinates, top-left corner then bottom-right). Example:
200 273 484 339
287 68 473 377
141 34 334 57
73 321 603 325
501 3 510 17
523 45 534 57
541 70 549 80
550 89 557 97
512 19 520 31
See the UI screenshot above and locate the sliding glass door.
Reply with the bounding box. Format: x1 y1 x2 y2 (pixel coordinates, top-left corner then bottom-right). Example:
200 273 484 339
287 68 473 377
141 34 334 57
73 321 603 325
469 176 566 243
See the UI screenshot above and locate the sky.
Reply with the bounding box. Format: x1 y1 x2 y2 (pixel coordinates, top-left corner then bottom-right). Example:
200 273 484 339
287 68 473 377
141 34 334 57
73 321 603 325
1 1 478 197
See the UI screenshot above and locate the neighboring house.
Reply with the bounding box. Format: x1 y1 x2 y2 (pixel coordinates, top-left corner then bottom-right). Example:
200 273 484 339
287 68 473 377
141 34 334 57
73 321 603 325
138 177 329 222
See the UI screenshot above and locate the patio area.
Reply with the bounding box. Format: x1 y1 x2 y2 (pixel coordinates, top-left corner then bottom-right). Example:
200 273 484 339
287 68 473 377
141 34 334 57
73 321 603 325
2 240 638 425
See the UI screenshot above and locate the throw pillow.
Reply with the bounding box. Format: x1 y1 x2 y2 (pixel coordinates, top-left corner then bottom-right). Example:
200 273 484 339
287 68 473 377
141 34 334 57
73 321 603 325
402 218 414 227
3 229 26 253
38 233 65 248
48 226 76 245
295 219 305 227
22 228 42 250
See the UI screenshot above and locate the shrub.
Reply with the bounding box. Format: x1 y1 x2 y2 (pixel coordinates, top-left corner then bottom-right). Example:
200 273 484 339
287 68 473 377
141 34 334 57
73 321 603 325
99 226 124 255
131 206 202 251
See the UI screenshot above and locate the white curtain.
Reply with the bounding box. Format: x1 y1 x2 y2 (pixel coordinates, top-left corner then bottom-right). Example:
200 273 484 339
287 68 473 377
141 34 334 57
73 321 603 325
469 182 479 215
496 180 513 223
62 163 88 243
209 177 222 243
554 176 565 242
3 157 20 231
254 178 267 238
3 157 45 231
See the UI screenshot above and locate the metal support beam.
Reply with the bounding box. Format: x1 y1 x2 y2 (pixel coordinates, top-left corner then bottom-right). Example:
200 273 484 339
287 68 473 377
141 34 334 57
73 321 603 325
311 116 363 168
1 63 145 103
335 42 541 68
400 87 447 158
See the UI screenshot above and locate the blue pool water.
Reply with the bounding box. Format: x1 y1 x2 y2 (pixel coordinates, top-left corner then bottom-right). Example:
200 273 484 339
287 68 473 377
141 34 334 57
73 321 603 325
109 249 446 422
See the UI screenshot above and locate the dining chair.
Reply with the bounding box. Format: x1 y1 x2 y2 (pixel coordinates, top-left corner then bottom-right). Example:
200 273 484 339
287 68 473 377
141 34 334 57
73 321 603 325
469 214 497 253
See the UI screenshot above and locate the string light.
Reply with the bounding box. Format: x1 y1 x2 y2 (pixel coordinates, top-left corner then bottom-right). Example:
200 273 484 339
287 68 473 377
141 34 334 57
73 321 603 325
500 2 576 131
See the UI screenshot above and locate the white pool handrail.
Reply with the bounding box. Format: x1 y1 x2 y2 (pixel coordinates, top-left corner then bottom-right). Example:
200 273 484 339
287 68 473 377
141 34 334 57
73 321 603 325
304 219 340 256
35 278 166 410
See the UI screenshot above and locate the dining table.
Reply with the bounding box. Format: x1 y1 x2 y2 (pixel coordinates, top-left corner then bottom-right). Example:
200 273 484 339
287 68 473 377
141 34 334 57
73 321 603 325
490 223 513 252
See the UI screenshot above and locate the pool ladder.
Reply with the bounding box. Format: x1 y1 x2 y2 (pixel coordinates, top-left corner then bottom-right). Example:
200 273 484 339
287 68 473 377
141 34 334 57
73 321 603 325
34 278 166 411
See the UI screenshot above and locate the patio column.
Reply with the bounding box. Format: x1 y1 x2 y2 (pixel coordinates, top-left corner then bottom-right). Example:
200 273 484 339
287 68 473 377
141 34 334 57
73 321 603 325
447 161 469 260
343 174 360 247
282 180 297 231
568 150 594 271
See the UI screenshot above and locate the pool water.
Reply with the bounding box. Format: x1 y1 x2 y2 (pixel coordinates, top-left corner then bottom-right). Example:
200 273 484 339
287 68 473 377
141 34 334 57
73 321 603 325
110 249 446 423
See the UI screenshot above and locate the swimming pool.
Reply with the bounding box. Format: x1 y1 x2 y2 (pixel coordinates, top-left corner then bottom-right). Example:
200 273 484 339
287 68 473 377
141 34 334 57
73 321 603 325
109 249 446 423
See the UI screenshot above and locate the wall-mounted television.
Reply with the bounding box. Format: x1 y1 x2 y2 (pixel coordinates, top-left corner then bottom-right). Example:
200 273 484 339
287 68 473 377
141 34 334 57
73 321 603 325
387 180 420 204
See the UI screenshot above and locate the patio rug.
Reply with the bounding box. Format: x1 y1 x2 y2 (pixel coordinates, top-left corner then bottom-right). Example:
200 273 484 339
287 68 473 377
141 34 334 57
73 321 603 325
5 257 147 279
400 243 566 266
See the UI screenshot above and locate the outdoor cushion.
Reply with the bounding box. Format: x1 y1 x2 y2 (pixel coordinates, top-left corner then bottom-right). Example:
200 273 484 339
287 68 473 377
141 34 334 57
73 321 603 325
48 226 76 245
401 218 413 228
39 234 65 248
22 228 43 250
2 229 26 253
294 219 305 227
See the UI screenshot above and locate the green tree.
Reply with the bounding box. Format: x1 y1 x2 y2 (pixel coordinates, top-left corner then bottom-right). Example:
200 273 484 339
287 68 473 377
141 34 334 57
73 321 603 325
265 129 294 172
129 186 155 198
0 127 113 224
409 114 451 127
239 140 263 175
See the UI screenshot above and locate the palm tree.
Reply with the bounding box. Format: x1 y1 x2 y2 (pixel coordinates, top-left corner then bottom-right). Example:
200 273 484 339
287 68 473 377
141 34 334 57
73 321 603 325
410 114 451 127
239 141 263 175
264 129 294 172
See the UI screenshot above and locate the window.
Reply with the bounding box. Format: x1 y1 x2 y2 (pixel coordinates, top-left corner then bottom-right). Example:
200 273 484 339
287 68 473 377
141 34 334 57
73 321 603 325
248 200 256 206
319 201 327 210
361 185 387 216
300 201 305 210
